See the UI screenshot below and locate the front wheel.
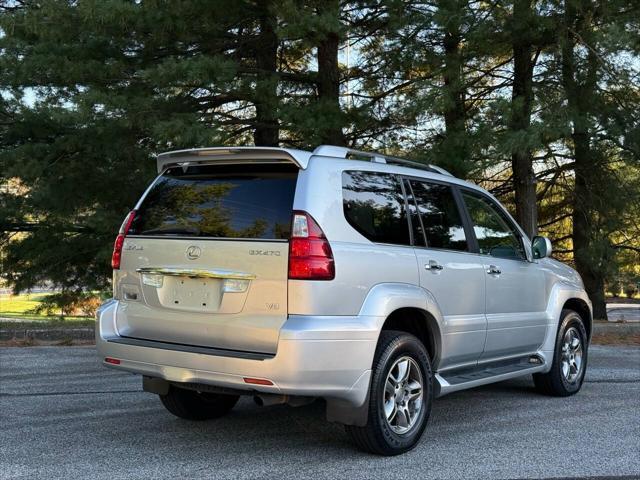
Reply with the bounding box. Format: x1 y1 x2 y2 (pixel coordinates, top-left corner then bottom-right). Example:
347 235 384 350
345 331 433 456
159 385 239 420
533 309 588 396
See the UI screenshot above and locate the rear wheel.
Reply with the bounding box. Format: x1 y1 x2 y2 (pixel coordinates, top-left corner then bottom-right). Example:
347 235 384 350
159 386 239 420
346 331 433 455
533 309 588 396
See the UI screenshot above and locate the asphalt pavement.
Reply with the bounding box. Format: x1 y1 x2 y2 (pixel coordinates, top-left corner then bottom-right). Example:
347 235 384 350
0 345 639 480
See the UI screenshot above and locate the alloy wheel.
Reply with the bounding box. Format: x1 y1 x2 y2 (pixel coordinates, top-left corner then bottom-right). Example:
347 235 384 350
561 326 583 384
383 356 424 434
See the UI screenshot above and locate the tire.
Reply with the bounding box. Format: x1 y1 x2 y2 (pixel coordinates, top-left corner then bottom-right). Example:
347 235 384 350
345 330 433 456
533 309 588 397
159 385 239 421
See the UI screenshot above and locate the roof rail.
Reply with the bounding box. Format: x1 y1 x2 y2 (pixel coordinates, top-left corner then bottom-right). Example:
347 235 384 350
312 145 453 176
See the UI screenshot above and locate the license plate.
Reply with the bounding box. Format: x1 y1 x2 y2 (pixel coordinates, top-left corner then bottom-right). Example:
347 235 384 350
158 276 222 312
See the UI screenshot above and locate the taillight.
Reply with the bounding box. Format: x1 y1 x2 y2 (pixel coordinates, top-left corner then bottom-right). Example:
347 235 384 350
288 211 335 280
111 210 137 269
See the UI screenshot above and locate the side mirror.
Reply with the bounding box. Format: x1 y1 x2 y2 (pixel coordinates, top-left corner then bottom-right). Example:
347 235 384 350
532 236 552 259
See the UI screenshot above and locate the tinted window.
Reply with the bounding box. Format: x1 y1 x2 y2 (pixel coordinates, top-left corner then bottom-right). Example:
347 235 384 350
342 171 411 246
130 164 298 239
462 191 525 259
409 180 468 251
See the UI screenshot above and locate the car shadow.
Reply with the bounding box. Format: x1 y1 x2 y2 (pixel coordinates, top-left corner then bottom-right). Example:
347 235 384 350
128 376 544 458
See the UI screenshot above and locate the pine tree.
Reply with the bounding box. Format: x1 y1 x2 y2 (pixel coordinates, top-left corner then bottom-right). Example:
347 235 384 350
558 0 640 319
0 1 267 292
508 0 540 237
0 0 638 310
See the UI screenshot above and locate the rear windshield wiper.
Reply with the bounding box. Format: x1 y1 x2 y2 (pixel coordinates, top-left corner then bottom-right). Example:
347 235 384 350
140 227 201 236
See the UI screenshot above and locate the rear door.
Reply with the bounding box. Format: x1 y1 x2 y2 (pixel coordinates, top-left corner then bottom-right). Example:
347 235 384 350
115 163 297 355
405 179 487 369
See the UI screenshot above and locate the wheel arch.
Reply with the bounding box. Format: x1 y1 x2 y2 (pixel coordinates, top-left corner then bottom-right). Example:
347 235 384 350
539 284 593 359
563 297 593 340
326 283 444 427
357 282 445 371
380 307 442 371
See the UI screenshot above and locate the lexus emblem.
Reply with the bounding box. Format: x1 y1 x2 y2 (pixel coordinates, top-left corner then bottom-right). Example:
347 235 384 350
186 245 202 260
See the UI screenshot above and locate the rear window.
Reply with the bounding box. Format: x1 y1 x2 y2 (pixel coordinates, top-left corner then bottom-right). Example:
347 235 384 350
129 164 298 240
408 180 469 251
342 170 411 246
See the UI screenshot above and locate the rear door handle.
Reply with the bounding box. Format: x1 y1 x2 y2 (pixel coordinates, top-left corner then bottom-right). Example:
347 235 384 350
425 260 443 271
487 265 501 275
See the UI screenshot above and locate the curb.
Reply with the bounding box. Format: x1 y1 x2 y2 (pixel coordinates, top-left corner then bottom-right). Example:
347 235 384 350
0 327 94 341
593 322 640 336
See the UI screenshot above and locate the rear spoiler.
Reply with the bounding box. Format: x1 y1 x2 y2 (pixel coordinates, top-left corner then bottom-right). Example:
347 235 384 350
156 147 313 174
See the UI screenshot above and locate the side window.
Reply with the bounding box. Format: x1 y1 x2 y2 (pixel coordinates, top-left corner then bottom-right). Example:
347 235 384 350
409 180 468 251
462 191 525 260
342 171 411 246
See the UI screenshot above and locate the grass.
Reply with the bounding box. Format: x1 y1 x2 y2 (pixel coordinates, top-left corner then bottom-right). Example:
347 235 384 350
0 293 47 315
0 293 96 329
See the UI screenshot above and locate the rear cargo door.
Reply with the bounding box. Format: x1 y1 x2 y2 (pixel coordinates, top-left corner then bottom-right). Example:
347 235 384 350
115 163 297 355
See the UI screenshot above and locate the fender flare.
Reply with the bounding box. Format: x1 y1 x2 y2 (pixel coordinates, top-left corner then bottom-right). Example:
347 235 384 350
358 282 444 321
538 282 593 367
326 283 444 427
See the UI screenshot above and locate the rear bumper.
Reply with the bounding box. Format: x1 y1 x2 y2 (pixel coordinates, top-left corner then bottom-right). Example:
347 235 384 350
96 299 378 406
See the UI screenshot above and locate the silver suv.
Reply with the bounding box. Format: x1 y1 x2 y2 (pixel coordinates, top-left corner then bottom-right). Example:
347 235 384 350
97 145 592 455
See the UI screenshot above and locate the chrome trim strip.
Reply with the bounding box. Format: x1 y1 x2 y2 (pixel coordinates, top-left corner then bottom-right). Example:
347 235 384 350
136 267 256 280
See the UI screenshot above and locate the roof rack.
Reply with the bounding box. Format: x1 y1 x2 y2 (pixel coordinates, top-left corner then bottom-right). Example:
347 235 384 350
312 145 453 177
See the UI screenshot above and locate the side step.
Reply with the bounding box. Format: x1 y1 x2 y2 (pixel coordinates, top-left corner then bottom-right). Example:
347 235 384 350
435 355 546 397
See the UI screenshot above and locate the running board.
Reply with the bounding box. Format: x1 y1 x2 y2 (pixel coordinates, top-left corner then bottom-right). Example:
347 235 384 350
435 355 546 397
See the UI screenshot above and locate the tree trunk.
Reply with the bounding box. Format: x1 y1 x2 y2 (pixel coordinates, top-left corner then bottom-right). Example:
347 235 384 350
440 0 469 177
572 139 608 320
253 0 279 147
561 0 608 320
510 0 537 238
316 0 346 146
442 13 465 142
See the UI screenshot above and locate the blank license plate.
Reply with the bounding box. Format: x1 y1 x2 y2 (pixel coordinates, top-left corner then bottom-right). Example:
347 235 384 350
161 276 222 312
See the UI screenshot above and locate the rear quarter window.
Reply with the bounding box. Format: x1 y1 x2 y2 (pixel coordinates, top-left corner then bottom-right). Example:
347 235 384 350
129 164 298 240
342 170 411 246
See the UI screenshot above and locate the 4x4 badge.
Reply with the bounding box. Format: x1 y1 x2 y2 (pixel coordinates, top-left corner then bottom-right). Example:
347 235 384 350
186 245 202 260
